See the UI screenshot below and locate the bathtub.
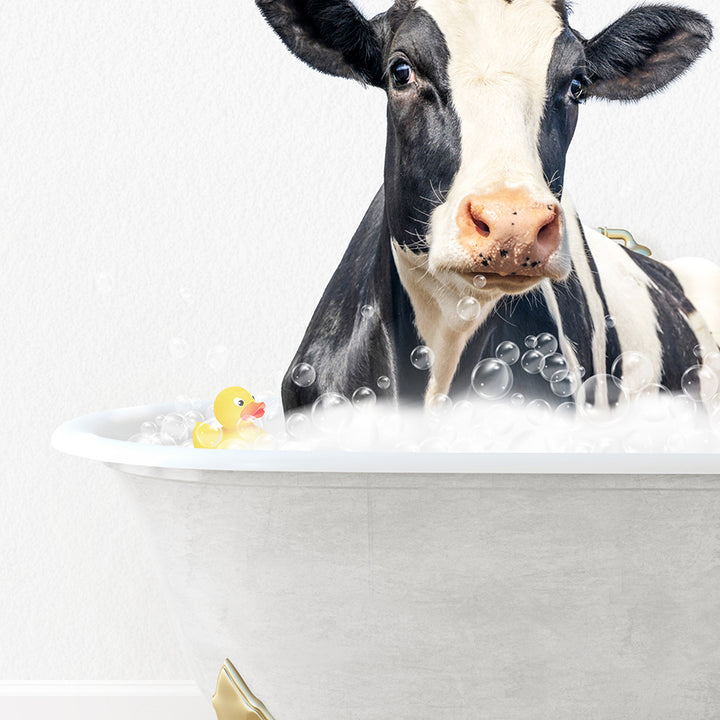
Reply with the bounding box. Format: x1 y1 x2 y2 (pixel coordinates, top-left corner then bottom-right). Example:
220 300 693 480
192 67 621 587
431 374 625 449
53 403 720 719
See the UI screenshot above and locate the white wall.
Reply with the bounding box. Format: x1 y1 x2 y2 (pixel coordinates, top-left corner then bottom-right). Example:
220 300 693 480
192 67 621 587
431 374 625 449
1 0 718 701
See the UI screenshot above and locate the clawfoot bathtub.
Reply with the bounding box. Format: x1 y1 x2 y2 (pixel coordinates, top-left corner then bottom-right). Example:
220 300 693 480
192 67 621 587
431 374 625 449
53 403 720 720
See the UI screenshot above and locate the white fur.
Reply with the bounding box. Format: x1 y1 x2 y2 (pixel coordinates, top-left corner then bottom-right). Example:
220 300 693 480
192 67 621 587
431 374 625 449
560 207 609 384
540 278 582 380
664 257 720 345
663 257 720 400
583 227 664 393
417 0 566 274
391 238 502 401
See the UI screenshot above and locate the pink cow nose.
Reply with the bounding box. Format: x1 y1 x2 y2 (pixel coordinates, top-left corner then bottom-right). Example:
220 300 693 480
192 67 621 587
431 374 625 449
456 189 562 276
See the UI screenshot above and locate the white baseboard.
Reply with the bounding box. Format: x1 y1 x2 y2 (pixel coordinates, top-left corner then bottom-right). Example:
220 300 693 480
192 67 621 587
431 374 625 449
0 685 216 720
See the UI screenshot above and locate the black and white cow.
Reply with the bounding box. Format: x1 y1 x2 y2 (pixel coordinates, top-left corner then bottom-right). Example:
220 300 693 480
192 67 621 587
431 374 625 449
254 0 720 412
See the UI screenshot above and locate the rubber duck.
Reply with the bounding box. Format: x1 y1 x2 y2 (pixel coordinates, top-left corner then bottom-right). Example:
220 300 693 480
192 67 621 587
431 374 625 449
193 386 270 449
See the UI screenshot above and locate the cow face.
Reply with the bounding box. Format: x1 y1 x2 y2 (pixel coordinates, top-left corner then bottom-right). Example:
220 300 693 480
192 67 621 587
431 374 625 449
256 0 712 295
384 0 578 300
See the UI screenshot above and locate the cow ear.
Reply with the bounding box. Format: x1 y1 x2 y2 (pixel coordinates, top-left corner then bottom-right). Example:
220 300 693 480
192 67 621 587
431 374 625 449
255 0 386 86
583 5 713 101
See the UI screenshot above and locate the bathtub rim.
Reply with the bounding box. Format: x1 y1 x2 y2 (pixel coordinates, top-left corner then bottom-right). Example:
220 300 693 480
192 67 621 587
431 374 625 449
51 402 720 477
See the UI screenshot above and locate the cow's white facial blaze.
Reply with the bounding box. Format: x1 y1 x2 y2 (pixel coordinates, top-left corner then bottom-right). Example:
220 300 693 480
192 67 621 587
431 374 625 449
416 0 569 284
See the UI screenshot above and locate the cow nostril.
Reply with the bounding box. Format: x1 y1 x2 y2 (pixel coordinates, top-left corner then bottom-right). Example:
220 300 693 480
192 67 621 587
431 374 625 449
473 217 491 238
537 210 560 249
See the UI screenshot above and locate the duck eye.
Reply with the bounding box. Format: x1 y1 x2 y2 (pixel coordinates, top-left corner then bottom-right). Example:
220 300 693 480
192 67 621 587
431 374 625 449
391 60 415 87
568 76 587 104
233 397 244 407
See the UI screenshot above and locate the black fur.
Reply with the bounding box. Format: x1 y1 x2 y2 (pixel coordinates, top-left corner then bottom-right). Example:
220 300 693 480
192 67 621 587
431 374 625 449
539 29 585 197
583 5 713 101
281 189 427 411
625 251 710 387
383 8 461 252
255 0 386 84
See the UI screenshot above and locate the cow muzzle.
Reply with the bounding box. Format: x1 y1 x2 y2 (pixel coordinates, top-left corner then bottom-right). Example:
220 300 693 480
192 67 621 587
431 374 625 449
456 188 563 279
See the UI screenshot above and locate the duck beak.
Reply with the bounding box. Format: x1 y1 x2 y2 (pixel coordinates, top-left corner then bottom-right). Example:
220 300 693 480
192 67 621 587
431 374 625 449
241 401 265 420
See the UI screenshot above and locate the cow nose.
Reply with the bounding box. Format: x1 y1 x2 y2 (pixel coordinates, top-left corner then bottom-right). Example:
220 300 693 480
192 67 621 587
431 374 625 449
456 189 562 276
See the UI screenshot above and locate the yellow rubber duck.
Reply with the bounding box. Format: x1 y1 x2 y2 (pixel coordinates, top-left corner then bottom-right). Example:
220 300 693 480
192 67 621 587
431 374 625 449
193 386 270 449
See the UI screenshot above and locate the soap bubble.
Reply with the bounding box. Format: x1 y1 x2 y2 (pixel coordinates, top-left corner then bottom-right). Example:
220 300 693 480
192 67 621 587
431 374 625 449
672 393 697 424
555 402 576 420
183 410 204 428
411 345 435 371
312 393 352 433
605 315 616 329
457 296 481 322
527 399 552 425
633 384 671 422
140 421 157 436
161 413 189 443
361 304 375 319
540 353 569 382
352 386 376 409
291 362 316 387
524 335 537 349
496 341 520 366
428 393 453 416
452 400 475 423
681 364 719 402
377 375 391 390
94 271 114 295
194 421 223 448
576 374 627 424
471 358 513 400
550 371 580 398
578 365 586 378
693 344 704 359
521 349 544 375
510 393 525 407
611 351 654 394
207 345 230 373
473 274 487 289
257 397 286 436
536 332 558 356
168 337 189 360
286 412 312 440
154 414 166 427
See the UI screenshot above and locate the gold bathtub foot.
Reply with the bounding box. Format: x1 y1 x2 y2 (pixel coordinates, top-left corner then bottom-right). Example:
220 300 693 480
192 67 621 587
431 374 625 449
212 658 276 720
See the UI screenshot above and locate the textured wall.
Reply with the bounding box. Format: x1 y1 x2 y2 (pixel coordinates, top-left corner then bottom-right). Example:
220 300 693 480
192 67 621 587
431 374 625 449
1 0 718 685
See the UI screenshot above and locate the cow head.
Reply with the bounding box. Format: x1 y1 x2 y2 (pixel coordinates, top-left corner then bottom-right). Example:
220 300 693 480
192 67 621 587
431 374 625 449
257 0 712 355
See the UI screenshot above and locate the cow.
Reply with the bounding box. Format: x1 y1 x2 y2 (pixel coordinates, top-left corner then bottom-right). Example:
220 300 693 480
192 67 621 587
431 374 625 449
253 0 720 414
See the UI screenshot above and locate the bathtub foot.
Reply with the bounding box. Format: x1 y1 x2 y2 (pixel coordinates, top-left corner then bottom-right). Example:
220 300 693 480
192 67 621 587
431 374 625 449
212 658 276 720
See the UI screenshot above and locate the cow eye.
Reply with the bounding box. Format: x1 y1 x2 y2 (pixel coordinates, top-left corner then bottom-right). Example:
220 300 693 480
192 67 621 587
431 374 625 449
391 60 415 87
568 76 588 104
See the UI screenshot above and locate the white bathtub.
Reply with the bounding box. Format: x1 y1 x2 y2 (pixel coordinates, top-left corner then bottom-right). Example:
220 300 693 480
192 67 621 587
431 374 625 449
53 404 720 719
